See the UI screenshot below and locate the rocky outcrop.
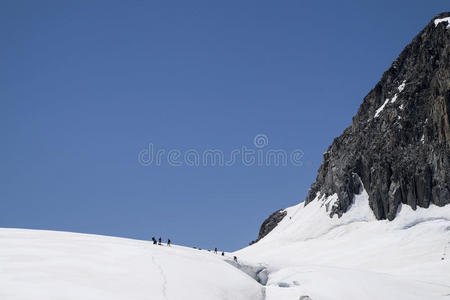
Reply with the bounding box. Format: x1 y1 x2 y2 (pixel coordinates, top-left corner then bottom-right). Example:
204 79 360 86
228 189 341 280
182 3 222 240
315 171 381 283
250 209 287 244
305 12 450 220
252 13 450 243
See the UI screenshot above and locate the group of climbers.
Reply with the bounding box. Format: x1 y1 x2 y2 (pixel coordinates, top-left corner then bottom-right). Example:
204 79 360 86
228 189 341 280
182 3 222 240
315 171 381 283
214 247 237 262
152 236 171 246
213 247 228 258
150 238 235 261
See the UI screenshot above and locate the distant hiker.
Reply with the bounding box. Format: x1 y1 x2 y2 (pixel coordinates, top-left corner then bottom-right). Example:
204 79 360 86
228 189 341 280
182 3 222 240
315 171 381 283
214 248 217 254
167 239 171 246
158 237 162 245
233 256 237 262
152 237 157 245
222 251 224 256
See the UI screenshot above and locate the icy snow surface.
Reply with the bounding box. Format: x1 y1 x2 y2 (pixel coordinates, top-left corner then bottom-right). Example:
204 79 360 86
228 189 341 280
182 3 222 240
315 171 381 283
1 187 450 300
0 229 263 300
236 188 450 300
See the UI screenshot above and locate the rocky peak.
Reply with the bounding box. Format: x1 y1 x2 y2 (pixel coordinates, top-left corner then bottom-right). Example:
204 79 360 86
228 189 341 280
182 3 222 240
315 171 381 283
252 12 450 243
305 12 450 220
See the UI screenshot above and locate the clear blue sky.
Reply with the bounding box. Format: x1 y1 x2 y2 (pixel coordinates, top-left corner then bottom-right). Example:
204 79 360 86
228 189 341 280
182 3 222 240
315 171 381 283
1 1 448 251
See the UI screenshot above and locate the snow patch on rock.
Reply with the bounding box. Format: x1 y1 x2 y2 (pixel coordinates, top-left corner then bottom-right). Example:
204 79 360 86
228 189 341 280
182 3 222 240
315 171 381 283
434 17 450 29
390 94 398 103
375 99 390 118
375 81 407 116
398 80 406 93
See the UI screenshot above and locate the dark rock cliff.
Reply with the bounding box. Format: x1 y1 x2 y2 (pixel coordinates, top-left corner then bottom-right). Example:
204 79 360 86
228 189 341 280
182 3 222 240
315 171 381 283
250 210 287 244
305 12 450 221
252 13 450 242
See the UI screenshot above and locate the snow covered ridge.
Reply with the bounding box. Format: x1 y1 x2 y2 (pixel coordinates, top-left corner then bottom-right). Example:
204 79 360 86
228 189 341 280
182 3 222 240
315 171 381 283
1 191 450 300
0 229 264 300
434 17 450 29
237 189 450 299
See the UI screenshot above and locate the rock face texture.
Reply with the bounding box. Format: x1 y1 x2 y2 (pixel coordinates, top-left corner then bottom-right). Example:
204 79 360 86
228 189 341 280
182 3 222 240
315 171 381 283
306 12 450 221
253 13 450 242
250 210 287 244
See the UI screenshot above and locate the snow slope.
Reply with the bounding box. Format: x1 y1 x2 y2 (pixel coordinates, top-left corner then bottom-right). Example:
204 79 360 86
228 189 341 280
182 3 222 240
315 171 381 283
1 188 449 300
0 229 263 300
236 188 450 299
